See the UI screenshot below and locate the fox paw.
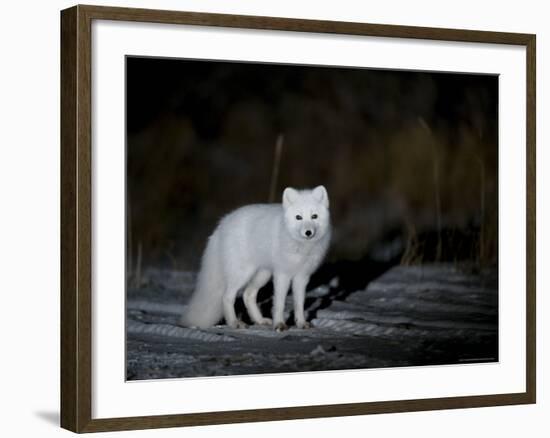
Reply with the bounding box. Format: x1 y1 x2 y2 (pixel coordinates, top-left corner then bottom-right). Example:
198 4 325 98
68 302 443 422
274 322 288 332
295 321 311 329
227 319 248 329
255 317 272 326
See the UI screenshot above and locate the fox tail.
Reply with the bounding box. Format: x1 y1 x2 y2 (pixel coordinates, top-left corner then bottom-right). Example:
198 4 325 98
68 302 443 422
178 233 225 328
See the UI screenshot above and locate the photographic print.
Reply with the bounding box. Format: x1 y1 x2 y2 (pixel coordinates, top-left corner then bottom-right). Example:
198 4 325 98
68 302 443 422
61 5 535 431
125 57 499 380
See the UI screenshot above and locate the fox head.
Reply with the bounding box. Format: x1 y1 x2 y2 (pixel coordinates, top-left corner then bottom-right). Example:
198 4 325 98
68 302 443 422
282 186 331 242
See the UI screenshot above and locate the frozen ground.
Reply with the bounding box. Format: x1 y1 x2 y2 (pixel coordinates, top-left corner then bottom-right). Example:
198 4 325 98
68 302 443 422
126 264 498 380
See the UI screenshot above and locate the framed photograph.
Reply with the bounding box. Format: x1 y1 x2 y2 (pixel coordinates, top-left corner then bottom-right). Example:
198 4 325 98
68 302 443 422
60 4 536 433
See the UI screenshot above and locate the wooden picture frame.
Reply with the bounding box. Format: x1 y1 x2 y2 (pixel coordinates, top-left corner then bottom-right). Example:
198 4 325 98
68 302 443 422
60 4 536 433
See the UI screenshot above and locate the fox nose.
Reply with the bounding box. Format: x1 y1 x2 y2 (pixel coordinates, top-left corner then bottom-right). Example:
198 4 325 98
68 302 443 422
305 229 313 238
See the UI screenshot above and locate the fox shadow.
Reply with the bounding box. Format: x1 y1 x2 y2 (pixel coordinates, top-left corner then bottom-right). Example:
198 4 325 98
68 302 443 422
234 255 400 326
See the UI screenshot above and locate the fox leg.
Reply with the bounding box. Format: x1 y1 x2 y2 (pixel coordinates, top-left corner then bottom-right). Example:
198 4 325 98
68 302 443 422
222 269 253 329
292 275 311 329
272 273 291 331
243 269 272 325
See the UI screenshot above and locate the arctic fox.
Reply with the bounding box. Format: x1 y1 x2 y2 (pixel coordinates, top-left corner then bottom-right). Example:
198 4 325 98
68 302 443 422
179 186 331 331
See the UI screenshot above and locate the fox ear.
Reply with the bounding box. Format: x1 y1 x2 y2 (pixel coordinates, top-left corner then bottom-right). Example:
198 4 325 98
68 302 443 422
312 185 329 208
283 187 299 208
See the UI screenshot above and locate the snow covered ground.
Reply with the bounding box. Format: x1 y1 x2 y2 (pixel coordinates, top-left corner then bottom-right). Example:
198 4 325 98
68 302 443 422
126 264 498 380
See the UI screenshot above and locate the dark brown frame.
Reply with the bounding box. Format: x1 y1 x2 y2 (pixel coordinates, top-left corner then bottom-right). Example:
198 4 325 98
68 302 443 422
61 4 536 433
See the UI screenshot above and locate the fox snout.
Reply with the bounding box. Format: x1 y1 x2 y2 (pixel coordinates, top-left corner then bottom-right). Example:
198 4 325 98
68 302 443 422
303 227 315 239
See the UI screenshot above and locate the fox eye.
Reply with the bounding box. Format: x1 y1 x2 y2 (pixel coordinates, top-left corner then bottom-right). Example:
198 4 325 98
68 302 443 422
311 214 318 219
295 215 303 220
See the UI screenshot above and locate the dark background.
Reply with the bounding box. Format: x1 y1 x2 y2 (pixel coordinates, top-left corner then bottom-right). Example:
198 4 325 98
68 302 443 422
126 56 498 273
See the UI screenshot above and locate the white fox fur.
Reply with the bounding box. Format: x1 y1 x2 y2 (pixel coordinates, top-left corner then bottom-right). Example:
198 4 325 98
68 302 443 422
179 186 331 331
